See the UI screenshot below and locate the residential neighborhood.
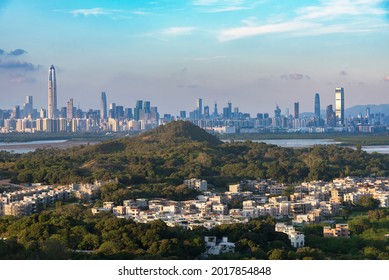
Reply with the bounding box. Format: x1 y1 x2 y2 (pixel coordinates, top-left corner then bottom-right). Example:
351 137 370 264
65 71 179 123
1 176 388 251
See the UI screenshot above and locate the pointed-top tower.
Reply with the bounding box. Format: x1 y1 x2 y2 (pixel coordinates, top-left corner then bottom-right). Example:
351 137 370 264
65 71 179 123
48 65 57 119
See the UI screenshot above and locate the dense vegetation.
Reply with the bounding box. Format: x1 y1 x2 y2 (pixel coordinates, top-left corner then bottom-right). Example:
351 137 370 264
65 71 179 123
301 209 389 260
3 121 388 187
0 204 290 260
1 205 388 260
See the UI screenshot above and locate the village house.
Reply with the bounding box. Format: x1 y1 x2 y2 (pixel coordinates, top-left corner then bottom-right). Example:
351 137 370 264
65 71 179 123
275 223 305 248
323 224 350 238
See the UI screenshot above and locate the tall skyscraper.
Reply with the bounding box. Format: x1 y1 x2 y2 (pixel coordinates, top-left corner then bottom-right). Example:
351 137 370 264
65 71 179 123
66 98 74 121
48 65 57 119
197 98 202 118
109 103 116 119
314 93 320 118
134 100 143 121
144 101 151 114
24 95 33 117
100 92 107 120
213 102 218 118
204 105 210 118
326 104 336 127
335 87 344 126
294 102 299 119
274 105 281 118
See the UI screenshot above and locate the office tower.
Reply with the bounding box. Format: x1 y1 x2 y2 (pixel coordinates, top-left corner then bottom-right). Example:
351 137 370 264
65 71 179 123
204 106 210 118
335 87 344 126
24 96 33 117
115 106 124 119
197 98 202 118
134 100 143 121
66 98 74 121
13 106 20 119
40 108 47 119
366 107 371 125
213 102 218 117
180 111 186 119
223 107 229 118
59 107 67 119
144 101 151 114
227 101 232 118
100 92 107 120
136 100 143 109
76 108 83 119
48 65 57 119
294 102 299 119
274 105 281 118
315 93 320 118
109 103 116 119
26 95 33 106
285 108 289 117
326 105 336 127
125 108 133 119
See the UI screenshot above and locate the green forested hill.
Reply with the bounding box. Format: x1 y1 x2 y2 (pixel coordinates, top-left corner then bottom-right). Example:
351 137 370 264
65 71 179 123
5 121 389 186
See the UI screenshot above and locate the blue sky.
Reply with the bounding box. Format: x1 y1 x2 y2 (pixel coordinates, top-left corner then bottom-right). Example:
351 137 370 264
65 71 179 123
1 0 389 115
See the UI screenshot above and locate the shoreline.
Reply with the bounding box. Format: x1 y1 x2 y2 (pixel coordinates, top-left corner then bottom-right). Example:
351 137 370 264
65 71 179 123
0 140 97 152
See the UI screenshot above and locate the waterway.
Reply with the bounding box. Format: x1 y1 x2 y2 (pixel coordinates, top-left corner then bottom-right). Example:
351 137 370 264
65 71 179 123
223 139 389 154
0 140 89 153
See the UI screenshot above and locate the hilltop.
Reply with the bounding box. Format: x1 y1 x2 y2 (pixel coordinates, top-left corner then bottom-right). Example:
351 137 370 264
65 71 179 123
137 120 222 146
4 120 389 186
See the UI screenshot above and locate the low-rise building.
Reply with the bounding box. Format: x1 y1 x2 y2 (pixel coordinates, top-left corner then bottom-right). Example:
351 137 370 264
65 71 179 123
204 236 235 255
323 224 350 238
275 223 305 248
184 178 208 191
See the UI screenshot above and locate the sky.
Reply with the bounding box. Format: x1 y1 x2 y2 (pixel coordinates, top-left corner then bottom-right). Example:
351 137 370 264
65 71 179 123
0 0 389 116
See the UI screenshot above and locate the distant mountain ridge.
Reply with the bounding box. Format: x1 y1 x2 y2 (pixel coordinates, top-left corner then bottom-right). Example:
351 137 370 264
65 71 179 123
302 104 389 118
345 104 389 117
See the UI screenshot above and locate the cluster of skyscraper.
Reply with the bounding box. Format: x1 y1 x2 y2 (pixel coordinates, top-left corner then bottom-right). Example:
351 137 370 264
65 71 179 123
0 65 387 134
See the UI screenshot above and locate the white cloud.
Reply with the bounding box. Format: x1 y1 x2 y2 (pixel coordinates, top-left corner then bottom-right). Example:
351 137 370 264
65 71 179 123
70 8 108 16
218 21 317 41
207 6 249 12
163 27 196 36
193 0 243 6
217 0 388 41
296 0 387 20
131 11 149 15
192 0 260 13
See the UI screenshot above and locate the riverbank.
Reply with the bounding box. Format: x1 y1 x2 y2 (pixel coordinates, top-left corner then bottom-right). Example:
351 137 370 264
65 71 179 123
0 140 98 153
217 133 389 146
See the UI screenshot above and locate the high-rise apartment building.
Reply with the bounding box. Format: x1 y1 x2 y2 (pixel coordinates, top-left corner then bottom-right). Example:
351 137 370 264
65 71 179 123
294 102 299 119
326 105 336 127
315 93 320 118
100 92 107 120
109 103 116 119
335 87 344 126
144 101 151 114
213 102 218 118
197 98 202 118
134 100 143 121
66 98 74 122
24 96 33 117
47 65 57 119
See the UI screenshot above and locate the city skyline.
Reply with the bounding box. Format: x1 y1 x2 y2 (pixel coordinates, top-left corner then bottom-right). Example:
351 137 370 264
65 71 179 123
1 0 389 114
